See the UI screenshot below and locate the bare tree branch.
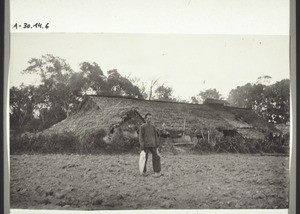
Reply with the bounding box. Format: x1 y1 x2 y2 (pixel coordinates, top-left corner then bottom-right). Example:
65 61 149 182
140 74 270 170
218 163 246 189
149 78 159 100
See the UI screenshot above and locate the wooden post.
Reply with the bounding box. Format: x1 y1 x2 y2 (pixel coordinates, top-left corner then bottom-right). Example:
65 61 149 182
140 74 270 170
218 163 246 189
200 130 204 139
208 130 210 143
183 118 186 138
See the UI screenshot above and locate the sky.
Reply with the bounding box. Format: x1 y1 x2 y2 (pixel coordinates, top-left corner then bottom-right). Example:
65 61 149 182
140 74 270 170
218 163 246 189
9 33 290 100
9 0 290 101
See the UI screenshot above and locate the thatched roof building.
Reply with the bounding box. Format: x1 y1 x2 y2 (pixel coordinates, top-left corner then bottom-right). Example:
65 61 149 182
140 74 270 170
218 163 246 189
44 95 279 141
203 98 229 106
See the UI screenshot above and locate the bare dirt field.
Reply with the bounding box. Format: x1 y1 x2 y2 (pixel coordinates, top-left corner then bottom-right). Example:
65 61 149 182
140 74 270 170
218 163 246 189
10 153 289 210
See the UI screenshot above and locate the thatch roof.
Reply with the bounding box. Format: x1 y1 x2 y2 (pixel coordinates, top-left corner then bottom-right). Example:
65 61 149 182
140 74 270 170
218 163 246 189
203 98 229 105
87 95 231 132
44 103 144 138
44 95 279 139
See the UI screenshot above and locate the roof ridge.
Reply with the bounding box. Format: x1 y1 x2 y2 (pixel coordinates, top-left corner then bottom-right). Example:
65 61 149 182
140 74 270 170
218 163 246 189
88 94 204 106
88 95 253 110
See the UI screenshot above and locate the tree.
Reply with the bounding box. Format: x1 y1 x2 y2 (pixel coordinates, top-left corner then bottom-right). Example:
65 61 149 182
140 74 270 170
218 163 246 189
79 62 108 95
23 54 80 128
227 79 290 124
227 83 265 108
13 55 146 132
126 76 148 99
198 88 222 103
148 78 159 100
191 96 199 104
68 72 90 97
10 85 37 132
256 75 272 85
154 85 173 101
261 79 290 124
24 54 74 84
77 65 144 98
106 69 144 98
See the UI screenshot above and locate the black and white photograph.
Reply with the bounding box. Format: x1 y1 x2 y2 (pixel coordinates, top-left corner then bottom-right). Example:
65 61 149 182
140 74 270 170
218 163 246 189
8 0 291 213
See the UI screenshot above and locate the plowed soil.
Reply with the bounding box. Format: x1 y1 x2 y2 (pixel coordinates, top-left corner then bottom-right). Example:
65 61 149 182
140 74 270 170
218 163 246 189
10 153 289 210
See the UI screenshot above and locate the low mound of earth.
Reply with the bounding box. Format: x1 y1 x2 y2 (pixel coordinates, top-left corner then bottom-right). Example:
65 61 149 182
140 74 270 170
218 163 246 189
10 153 289 210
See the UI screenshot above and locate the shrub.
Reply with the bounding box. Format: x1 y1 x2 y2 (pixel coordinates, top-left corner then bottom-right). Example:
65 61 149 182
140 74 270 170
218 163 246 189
260 137 288 154
10 128 141 154
193 138 213 152
80 129 107 153
104 127 140 153
10 132 80 154
10 134 30 154
123 136 139 150
213 137 240 153
106 128 125 152
192 134 289 154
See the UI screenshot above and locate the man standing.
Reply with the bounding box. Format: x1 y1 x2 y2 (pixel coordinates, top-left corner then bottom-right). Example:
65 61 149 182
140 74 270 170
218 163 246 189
139 113 162 177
